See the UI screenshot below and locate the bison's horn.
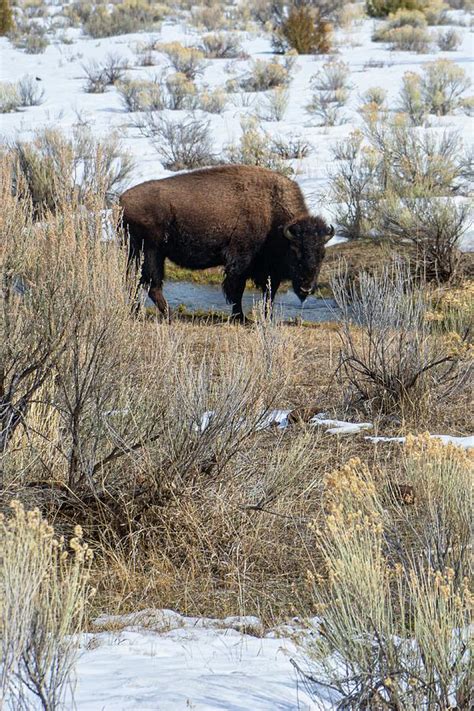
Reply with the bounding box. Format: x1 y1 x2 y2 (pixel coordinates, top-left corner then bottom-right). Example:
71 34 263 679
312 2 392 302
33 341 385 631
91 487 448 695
325 224 335 242
284 225 296 241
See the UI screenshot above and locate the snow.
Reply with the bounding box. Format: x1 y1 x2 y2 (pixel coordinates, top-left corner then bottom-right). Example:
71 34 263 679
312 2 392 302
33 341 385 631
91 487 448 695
71 611 323 711
367 433 474 449
1 9 473 247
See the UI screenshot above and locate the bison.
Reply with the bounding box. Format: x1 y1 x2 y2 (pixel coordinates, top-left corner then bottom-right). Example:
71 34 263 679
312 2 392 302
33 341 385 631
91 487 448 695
120 165 334 320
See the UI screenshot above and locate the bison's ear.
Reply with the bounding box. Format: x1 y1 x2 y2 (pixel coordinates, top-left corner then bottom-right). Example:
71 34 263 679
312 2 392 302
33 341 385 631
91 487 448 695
324 225 335 243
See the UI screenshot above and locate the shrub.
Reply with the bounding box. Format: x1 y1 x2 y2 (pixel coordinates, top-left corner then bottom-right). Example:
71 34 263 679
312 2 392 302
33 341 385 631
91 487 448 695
17 74 45 106
377 196 470 282
84 0 164 37
270 135 311 159
258 86 289 121
306 60 351 125
225 117 294 176
158 41 206 79
199 32 242 58
0 502 92 709
300 455 472 709
198 87 227 114
0 82 20 113
421 59 471 115
332 262 469 415
191 4 224 30
140 113 215 171
272 5 332 55
101 52 127 84
329 131 382 239
10 127 134 211
117 77 163 112
364 116 467 196
367 0 427 17
82 61 108 93
376 24 433 52
238 59 289 92
359 85 387 111
165 72 198 110
0 0 13 35
10 22 49 53
398 71 427 124
436 27 462 50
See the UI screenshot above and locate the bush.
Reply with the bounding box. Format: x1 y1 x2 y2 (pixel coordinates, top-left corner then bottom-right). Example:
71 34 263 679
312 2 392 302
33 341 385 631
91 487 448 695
364 117 467 196
377 196 470 282
10 127 134 211
17 74 45 106
300 454 472 709
164 72 198 110
238 59 290 92
117 77 163 112
375 24 433 52
0 502 92 709
398 71 427 124
329 131 382 239
306 60 351 125
82 54 127 93
257 86 289 121
367 0 427 17
225 117 294 176
331 262 469 415
140 113 215 171
0 82 20 113
199 32 242 58
421 59 471 115
10 22 49 53
84 0 164 37
191 4 225 30
436 27 462 50
158 41 206 79
198 87 227 114
270 135 311 159
272 5 332 55
359 85 387 111
0 0 13 35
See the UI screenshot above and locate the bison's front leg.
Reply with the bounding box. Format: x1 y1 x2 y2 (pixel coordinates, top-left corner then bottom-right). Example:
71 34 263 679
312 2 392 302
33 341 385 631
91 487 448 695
223 269 247 322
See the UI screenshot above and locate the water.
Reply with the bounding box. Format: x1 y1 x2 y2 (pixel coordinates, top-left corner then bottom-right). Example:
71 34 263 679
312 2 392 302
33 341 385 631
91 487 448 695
153 281 339 323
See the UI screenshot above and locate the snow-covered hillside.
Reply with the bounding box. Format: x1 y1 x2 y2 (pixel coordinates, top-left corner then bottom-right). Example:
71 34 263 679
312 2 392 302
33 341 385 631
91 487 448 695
1 6 472 243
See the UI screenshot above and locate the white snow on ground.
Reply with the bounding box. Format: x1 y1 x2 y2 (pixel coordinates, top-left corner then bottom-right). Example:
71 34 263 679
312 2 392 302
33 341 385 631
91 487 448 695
367 433 474 448
71 611 324 711
1 8 473 247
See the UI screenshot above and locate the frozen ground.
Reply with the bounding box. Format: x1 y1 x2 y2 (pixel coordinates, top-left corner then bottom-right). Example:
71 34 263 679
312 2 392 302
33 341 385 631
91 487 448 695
72 611 324 711
1 7 473 248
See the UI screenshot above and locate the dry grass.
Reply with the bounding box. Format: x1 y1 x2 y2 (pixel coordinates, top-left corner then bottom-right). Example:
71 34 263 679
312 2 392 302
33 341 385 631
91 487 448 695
1 144 472 645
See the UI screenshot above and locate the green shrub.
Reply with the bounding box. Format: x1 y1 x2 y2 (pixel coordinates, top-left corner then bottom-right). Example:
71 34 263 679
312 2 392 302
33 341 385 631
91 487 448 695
199 32 242 58
84 0 164 38
157 41 206 79
238 59 290 92
422 59 471 115
0 82 20 113
273 6 332 55
367 0 427 17
225 117 294 176
0 0 13 35
198 87 227 114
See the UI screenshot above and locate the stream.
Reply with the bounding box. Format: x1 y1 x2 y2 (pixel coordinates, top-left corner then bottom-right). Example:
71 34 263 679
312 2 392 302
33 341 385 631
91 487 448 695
151 282 340 323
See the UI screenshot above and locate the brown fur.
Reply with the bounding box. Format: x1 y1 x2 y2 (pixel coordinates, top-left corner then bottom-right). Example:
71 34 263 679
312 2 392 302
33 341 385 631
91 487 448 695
120 165 333 319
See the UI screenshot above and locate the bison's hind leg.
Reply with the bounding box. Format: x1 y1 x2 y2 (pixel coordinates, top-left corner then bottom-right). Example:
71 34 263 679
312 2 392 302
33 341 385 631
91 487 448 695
142 246 170 319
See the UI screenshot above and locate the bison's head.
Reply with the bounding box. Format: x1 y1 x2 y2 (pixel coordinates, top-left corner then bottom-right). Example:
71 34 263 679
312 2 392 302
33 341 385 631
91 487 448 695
284 216 334 302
